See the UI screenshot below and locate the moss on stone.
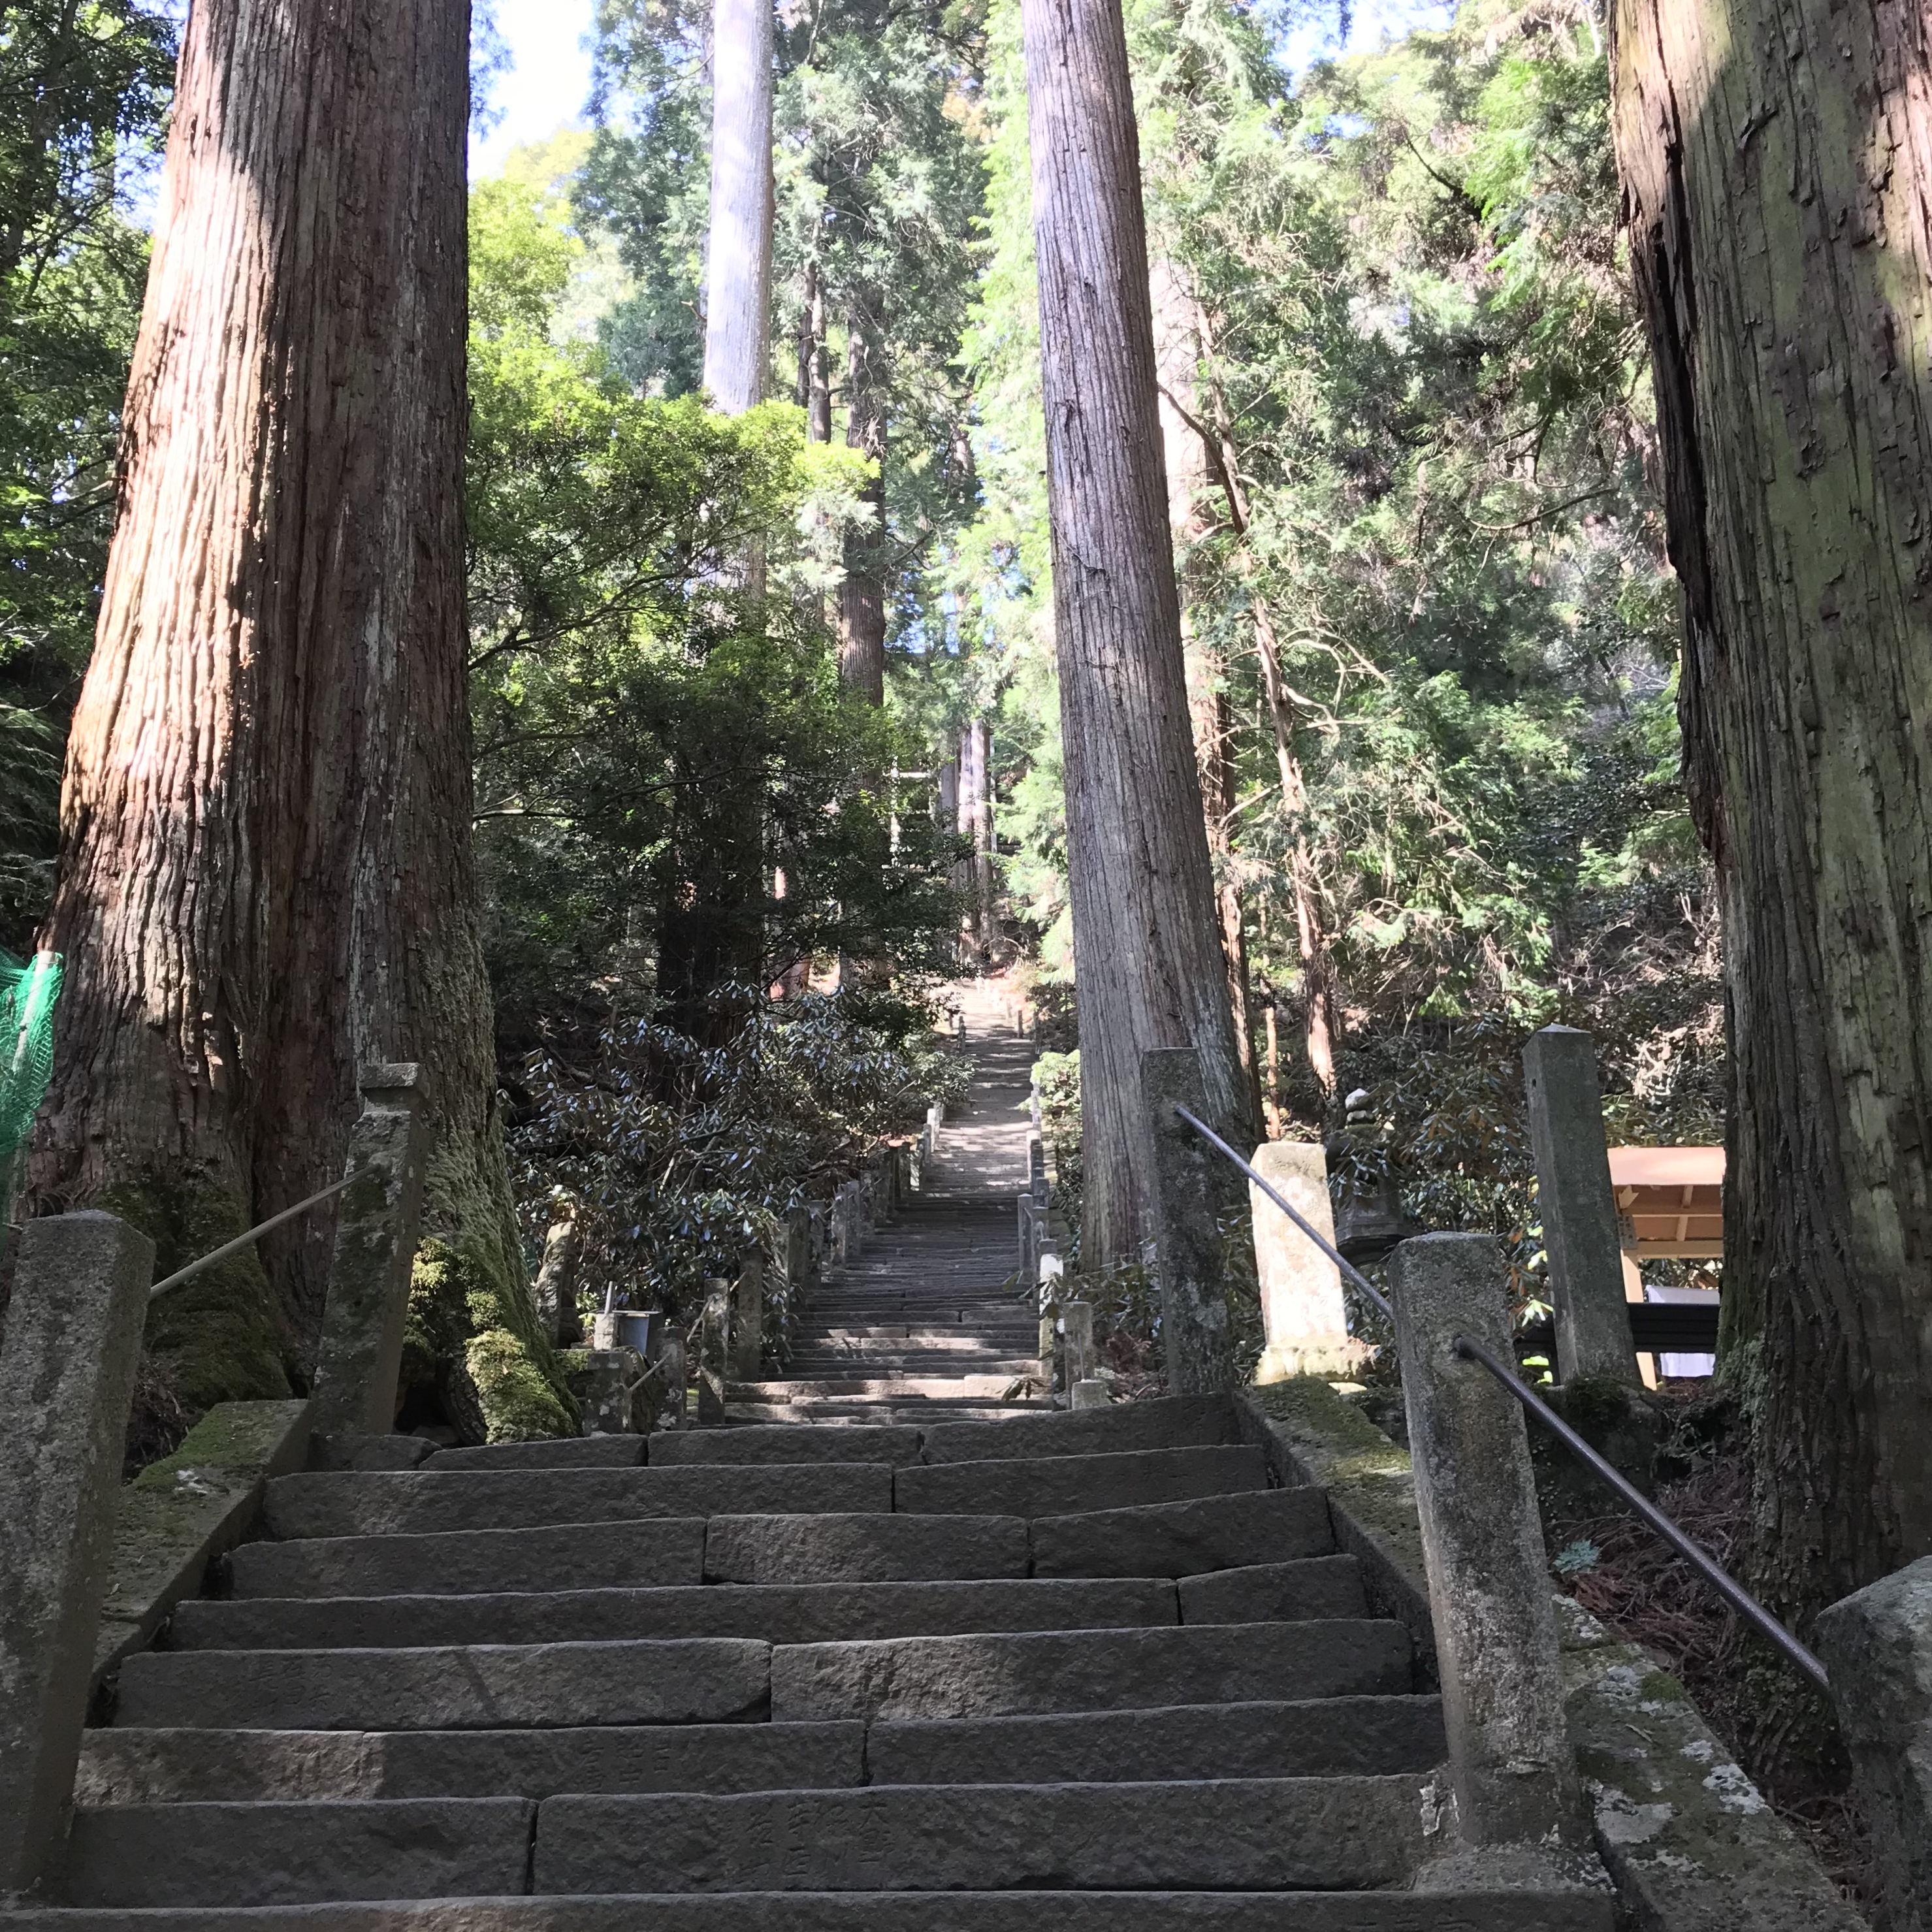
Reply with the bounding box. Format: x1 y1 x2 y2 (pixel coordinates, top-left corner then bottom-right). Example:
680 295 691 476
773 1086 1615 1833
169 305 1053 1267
128 1397 310 1490
1245 1375 1413 1483
95 1178 293 1417
1558 1370 1641 1432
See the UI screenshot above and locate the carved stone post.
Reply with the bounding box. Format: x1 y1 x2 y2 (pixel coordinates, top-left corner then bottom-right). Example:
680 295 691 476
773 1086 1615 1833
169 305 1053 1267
0 1212 153 1897
1248 1140 1364 1382
697 1281 730 1424
1393 1232 1585 1847
532 1195 582 1346
308 1063 429 1437
732 1255 764 1383
1522 1027 1641 1387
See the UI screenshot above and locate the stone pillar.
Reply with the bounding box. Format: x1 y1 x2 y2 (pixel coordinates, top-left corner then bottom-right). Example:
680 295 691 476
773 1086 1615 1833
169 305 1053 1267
532 1197 582 1346
308 1064 430 1437
1248 1140 1364 1382
1522 1027 1641 1387
732 1255 764 1383
0 1212 154 1898
1816 1556 1932 1929
1392 1232 1586 1848
697 1281 730 1424
1063 1299 1095 1383
654 1334 687 1431
1139 1047 1236 1393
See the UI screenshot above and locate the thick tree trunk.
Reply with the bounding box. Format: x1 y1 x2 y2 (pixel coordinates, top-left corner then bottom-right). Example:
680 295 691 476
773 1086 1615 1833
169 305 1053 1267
1020 0 1253 1269
955 717 997 960
703 0 773 414
1151 258 1260 1116
837 295 888 704
31 0 570 1441
796 259 831 443
1610 0 1932 1619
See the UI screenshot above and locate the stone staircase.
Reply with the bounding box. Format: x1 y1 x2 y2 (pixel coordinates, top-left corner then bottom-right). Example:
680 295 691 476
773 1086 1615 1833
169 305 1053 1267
21 1391 1610 1925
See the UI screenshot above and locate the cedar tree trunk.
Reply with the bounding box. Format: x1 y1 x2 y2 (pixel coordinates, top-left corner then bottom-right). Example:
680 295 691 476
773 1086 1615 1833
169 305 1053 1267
1020 0 1255 1268
837 293 889 704
33 0 571 1441
1611 0 1932 1618
703 0 773 413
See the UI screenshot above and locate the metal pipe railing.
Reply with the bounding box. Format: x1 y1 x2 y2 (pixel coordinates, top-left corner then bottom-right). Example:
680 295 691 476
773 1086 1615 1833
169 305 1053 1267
148 1168 368 1300
1172 1103 1829 1692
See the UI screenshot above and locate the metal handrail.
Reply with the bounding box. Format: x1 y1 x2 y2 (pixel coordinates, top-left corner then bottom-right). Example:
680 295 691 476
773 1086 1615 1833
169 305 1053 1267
1172 1103 1830 1692
148 1168 370 1300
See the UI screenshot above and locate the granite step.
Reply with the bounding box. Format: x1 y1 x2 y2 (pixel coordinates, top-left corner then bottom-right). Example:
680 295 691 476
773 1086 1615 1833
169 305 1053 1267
916 1394 1240 1463
648 1425 924 1466
115 1638 771 1731
427 1438 645 1472
703 1513 1030 1583
536 1776 1433 1894
226 1519 707 1600
78 1722 867 1804
169 1578 1180 1651
1030 1486 1335 1577
264 1464 892 1539
728 1377 1030 1400
893 1444 1267 1517
769 1620 1413 1720
865 1694 1444 1784
5 1892 1617 1929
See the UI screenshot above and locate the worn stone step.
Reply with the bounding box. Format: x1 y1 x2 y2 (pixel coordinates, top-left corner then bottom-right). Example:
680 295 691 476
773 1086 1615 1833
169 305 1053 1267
265 1464 892 1539
78 1722 866 1804
115 1639 769 1731
785 1355 1037 1375
649 1426 923 1466
537 1777 1430 1894
917 1395 1240 1464
895 1445 1266 1519
770 1620 1411 1720
227 1519 707 1600
1 1889 1617 1929
865 1696 1445 1784
796 1330 1035 1349
65 1798 533 1907
705 1513 1029 1583
1176 1556 1366 1622
170 1578 1178 1651
729 1377 1028 1400
1031 1486 1334 1577
429 1438 645 1471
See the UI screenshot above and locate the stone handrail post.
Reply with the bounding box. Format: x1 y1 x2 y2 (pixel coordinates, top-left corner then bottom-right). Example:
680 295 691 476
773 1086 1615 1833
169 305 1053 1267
1816 1558 1932 1927
0 1211 154 1899
732 1253 764 1383
697 1280 730 1424
1391 1231 1587 1848
1248 1140 1367 1382
308 1063 429 1438
1522 1027 1641 1387
532 1195 582 1346
1138 1048 1236 1393
654 1332 687 1430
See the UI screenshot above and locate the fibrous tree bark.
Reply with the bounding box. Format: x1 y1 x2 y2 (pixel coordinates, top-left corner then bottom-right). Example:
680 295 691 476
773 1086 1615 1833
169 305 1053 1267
1020 0 1255 1268
1609 0 1932 1619
796 258 831 443
33 0 571 1441
703 0 774 414
955 716 996 961
1151 257 1261 1121
837 291 889 704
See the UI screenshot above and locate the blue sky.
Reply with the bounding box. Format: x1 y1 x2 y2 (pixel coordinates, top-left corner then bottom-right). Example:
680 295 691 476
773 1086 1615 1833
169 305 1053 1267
466 0 1453 180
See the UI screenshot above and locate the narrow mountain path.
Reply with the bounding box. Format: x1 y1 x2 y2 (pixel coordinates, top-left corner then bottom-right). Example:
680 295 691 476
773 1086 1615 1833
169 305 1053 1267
733 979 1052 1424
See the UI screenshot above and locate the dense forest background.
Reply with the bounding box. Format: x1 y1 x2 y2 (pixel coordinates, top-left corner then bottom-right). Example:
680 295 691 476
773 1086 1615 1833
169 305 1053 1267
0 0 1724 1310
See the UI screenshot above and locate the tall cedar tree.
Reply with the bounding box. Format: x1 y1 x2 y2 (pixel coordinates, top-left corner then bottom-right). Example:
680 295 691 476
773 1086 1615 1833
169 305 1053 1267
1610 0 1932 1618
33 0 568 1437
1018 0 1254 1298
703 0 773 410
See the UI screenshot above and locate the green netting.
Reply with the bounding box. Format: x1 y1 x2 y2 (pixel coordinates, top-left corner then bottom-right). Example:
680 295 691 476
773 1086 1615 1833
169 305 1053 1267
0 948 61 1166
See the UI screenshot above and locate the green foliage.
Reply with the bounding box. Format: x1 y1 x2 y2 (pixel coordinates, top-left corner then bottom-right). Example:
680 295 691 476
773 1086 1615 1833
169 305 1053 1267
0 0 173 949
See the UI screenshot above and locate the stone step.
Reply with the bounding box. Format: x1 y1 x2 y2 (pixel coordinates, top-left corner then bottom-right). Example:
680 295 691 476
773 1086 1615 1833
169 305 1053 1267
724 1404 1054 1426
264 1464 892 1539
1175 1556 1366 1622
729 1377 1029 1400
227 1519 707 1600
538 1776 1432 1895
115 1638 771 1731
1031 1486 1335 1577
795 1329 1037 1348
770 1620 1412 1720
649 1425 924 1466
65 1799 534 1908
705 1513 1029 1583
894 1445 1267 1518
866 1695 1445 1784
916 1394 1240 1464
79 1722 867 1804
428 1438 645 1471
5 1889 1617 1929
170 1578 1180 1650
784 1355 1037 1375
